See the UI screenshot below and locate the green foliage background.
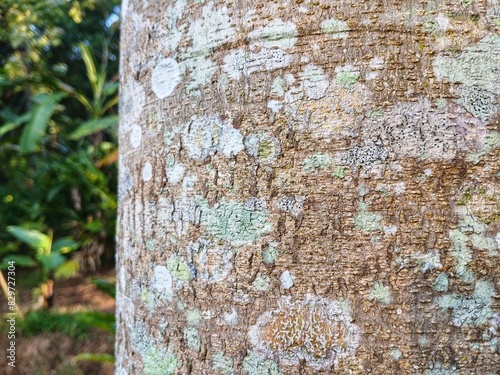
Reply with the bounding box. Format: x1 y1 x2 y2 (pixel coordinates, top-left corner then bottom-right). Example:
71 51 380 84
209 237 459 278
0 0 120 277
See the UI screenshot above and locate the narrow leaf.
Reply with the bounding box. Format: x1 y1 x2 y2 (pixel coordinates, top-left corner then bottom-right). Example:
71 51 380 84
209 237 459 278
19 92 66 153
79 43 97 89
68 115 118 140
0 112 31 138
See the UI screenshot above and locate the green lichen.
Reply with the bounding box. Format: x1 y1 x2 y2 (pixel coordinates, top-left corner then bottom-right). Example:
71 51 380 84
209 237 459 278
436 280 494 326
333 166 346 179
258 140 278 160
143 346 181 375
434 34 500 122
470 233 497 254
212 351 234 375
456 187 473 206
354 202 383 233
449 229 474 282
166 255 194 281
449 211 498 281
302 153 334 173
242 350 280 375
460 0 475 6
271 77 286 96
434 273 449 292
468 131 500 164
412 251 441 273
252 275 270 291
146 240 156 251
262 244 279 265
335 70 359 89
369 282 392 305
186 308 201 326
183 327 201 352
199 198 272 246
321 18 350 39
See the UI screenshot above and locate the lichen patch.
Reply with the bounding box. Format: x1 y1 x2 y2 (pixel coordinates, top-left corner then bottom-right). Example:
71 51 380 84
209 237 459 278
248 19 298 49
182 114 244 161
151 58 182 99
248 295 359 370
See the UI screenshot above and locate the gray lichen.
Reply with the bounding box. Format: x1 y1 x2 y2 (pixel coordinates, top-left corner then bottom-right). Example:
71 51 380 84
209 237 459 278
436 280 495 327
199 198 273 246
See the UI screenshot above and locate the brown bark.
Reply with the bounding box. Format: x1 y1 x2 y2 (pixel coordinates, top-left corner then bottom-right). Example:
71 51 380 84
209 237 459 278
117 0 500 373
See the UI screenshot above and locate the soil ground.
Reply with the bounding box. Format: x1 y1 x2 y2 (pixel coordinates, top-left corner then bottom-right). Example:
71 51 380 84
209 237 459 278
0 268 115 375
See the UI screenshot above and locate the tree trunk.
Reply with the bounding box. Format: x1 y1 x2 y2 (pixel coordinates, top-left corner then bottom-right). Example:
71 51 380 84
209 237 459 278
117 0 500 373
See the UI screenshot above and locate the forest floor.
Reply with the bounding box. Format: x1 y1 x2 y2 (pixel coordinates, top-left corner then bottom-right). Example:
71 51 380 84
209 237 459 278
0 268 115 375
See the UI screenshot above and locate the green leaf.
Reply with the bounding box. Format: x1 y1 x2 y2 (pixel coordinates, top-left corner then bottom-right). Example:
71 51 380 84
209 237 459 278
0 255 37 269
73 353 114 364
7 226 51 253
78 311 115 333
54 260 80 280
103 82 118 97
79 43 97 90
19 92 66 153
92 278 116 298
0 112 31 138
36 253 65 270
84 220 104 233
52 238 79 254
68 115 118 140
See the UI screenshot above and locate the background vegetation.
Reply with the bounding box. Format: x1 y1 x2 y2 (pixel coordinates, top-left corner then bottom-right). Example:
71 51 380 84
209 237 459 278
0 0 120 372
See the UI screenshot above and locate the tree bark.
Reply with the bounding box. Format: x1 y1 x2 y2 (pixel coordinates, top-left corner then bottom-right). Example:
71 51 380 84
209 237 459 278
117 0 500 373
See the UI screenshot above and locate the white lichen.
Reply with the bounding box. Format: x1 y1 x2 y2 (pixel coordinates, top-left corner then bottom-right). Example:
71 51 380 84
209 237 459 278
248 19 298 49
142 162 153 182
279 270 295 289
182 114 244 161
166 162 185 184
151 58 182 99
186 1 235 55
130 124 142 149
300 64 329 100
223 307 238 325
223 49 292 81
150 265 173 301
187 238 234 283
321 18 350 39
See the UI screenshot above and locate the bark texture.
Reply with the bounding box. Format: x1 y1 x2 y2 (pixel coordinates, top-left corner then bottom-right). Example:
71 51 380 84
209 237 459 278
117 0 500 373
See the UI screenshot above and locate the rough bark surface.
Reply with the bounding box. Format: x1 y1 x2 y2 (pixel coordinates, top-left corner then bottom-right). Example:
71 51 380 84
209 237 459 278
117 0 500 373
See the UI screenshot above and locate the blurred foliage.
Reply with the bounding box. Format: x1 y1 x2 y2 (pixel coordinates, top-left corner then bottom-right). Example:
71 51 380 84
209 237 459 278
0 0 120 296
92 278 116 298
15 309 115 338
